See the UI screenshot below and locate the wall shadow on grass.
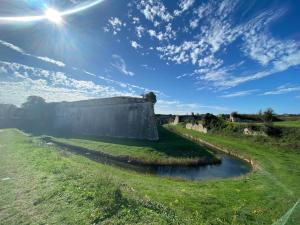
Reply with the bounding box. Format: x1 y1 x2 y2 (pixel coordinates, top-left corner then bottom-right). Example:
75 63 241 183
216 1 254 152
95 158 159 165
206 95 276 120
28 126 215 159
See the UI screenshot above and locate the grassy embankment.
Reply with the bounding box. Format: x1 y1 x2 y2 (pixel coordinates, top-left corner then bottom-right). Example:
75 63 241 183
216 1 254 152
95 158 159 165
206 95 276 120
1 128 300 224
47 127 219 166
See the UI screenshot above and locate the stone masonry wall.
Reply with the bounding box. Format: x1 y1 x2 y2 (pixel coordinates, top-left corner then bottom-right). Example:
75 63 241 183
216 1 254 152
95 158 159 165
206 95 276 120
186 123 208 134
53 97 159 140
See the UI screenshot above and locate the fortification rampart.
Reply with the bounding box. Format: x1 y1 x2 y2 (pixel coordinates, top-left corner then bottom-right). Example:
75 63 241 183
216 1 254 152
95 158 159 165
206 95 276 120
53 97 159 140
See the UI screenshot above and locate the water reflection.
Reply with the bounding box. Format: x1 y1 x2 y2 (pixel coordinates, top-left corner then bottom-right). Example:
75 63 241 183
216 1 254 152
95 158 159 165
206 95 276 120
47 139 252 180
154 154 251 180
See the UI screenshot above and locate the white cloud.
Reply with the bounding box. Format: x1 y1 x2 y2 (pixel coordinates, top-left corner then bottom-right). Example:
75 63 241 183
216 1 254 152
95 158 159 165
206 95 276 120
0 79 92 106
174 0 195 16
202 9 300 89
36 56 66 67
148 25 176 42
0 40 138 92
194 2 213 19
83 70 161 95
0 40 162 98
141 64 156 71
103 27 110 32
242 12 299 67
0 38 165 102
0 39 66 67
262 84 300 95
154 1 239 69
104 17 125 35
176 72 194 79
137 0 173 23
111 54 134 76
135 25 145 38
0 39 26 54
219 89 258 98
0 66 8 74
189 19 199 29
156 99 228 114
128 1 300 90
0 61 137 106
273 50 300 71
211 49 300 89
109 17 122 26
131 41 142 49
132 17 140 24
68 0 80 4
0 61 116 93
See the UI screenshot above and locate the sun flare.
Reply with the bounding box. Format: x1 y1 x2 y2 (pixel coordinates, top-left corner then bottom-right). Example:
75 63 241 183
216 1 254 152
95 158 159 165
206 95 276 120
44 8 62 24
0 0 106 23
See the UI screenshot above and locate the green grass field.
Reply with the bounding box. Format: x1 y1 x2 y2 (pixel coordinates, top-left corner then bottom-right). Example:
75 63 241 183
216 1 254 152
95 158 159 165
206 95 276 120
274 120 300 128
230 119 300 128
1 128 299 224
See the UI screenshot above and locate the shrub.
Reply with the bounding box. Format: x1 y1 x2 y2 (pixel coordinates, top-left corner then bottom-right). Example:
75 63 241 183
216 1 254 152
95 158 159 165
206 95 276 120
202 113 225 130
262 125 282 137
143 92 157 104
223 122 245 134
184 118 195 124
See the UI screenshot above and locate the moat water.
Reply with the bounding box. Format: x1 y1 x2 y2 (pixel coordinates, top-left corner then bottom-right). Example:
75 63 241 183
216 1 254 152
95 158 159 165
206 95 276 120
48 140 252 180
152 154 251 180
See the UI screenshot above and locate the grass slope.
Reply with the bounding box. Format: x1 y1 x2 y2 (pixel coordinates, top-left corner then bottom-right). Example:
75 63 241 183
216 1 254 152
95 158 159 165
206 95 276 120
1 128 299 224
49 127 217 165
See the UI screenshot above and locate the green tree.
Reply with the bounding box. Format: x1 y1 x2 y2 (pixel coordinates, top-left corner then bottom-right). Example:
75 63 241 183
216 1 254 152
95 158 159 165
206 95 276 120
22 96 46 109
144 92 157 104
231 111 239 117
202 113 224 130
262 108 275 124
21 96 47 131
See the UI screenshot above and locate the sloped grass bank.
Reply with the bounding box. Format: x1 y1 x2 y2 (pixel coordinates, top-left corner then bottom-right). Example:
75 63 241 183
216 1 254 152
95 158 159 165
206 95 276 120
0 129 178 224
47 127 219 166
42 137 220 167
1 128 300 224
167 124 300 190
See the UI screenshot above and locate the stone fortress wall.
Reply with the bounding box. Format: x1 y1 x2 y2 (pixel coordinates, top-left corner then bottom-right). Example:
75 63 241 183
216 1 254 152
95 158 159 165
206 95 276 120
185 123 208 134
53 97 159 140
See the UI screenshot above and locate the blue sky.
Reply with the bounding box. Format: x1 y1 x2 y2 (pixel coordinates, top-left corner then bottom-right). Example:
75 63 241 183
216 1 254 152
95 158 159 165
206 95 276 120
0 0 300 114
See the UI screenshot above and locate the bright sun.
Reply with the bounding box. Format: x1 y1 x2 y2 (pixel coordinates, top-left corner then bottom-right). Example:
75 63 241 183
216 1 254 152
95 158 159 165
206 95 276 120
44 8 62 24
